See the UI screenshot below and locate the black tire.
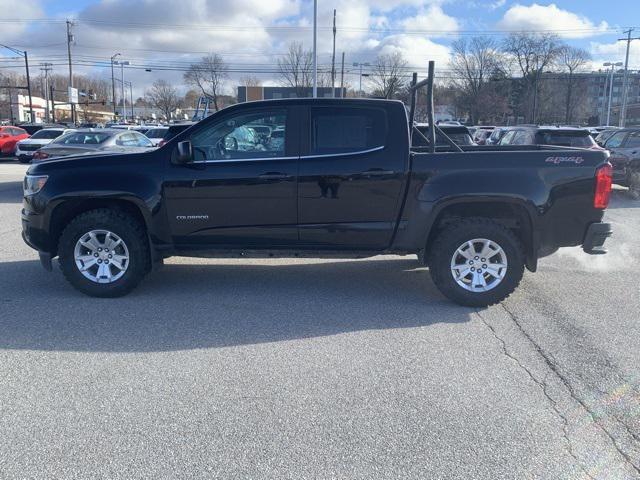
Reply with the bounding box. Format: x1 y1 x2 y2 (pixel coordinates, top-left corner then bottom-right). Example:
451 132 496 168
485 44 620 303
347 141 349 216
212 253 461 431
58 209 150 297
18 157 31 164
428 218 525 307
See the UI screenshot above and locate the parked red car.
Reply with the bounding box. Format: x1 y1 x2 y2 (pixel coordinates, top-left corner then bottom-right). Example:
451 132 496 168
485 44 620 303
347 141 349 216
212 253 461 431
0 126 30 155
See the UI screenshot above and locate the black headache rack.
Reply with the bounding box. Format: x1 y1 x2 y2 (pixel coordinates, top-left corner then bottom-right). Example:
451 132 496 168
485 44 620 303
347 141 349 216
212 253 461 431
408 61 463 154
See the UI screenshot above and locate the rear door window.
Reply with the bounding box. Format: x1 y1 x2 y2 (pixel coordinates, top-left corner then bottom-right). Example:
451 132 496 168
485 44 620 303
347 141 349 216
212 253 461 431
310 107 387 155
604 132 628 149
623 131 640 148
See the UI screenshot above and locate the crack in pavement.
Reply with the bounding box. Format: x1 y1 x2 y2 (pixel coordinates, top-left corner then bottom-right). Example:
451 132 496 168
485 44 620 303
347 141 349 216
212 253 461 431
494 302 640 476
476 309 596 480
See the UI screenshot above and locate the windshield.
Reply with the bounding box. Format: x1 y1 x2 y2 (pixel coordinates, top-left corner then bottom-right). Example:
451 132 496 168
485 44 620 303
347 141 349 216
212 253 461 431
30 129 64 140
441 133 474 145
538 132 595 147
53 132 111 145
146 128 168 138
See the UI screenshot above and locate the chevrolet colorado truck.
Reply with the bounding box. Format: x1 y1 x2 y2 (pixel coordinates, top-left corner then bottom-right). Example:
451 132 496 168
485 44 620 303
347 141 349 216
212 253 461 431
22 97 613 306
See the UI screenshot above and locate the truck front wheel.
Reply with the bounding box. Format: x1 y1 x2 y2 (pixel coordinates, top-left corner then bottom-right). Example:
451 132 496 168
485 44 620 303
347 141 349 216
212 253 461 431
58 209 150 297
428 218 525 307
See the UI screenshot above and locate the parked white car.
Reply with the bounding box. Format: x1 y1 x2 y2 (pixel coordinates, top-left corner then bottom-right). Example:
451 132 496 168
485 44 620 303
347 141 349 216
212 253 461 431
144 127 169 147
16 128 75 163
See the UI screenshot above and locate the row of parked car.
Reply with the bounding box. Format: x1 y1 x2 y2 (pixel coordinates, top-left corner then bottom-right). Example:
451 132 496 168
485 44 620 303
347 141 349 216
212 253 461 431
412 123 639 197
0 122 197 163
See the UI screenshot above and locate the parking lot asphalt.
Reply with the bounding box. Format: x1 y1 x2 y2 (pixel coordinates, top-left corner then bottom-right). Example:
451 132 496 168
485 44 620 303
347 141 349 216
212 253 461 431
1 160 639 479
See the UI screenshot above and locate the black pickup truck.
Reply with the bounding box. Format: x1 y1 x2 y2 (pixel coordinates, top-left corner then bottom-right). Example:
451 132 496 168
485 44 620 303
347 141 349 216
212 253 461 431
22 98 613 306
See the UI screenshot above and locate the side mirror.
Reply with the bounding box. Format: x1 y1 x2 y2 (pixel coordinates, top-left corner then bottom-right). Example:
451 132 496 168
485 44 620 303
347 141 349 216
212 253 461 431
176 140 193 164
224 136 238 151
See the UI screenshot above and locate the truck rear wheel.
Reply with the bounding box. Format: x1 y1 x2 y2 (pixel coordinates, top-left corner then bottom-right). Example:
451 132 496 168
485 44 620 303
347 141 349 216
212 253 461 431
428 218 525 307
58 209 150 297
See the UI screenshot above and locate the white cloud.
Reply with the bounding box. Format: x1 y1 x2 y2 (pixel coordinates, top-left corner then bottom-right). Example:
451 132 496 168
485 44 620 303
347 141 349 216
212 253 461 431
401 5 459 36
498 3 609 38
0 0 44 40
378 35 451 69
590 41 640 70
1 0 458 96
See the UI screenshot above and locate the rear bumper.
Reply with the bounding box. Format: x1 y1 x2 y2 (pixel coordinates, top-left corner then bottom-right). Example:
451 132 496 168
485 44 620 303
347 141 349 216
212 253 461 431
582 222 612 255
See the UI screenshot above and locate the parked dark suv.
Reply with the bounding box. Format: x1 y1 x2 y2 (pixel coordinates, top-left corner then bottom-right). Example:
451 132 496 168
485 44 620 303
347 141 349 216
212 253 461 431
499 126 602 150
602 128 640 196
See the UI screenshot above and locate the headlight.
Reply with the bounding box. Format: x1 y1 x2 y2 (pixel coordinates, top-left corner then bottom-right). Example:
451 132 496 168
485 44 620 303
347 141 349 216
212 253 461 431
23 175 48 196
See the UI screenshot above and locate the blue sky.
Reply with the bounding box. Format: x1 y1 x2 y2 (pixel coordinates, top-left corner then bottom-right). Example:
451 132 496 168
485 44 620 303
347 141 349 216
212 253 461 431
2 0 639 95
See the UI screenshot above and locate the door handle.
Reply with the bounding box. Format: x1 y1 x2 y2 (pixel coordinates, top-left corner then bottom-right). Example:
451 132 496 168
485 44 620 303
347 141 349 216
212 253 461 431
258 172 290 180
363 168 395 176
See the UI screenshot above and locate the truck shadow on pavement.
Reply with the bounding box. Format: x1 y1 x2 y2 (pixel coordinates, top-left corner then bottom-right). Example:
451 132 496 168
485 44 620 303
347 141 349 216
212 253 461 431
0 181 24 203
0 258 472 353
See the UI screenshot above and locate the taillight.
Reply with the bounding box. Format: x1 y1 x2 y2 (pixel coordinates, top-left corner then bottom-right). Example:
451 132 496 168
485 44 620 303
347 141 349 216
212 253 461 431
594 163 612 209
158 140 167 147
33 151 49 160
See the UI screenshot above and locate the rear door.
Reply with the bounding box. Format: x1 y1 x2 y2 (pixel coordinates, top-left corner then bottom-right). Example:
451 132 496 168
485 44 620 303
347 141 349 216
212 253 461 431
297 103 407 249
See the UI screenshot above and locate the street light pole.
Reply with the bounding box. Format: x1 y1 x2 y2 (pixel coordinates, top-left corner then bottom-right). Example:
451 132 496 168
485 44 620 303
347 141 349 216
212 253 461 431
110 53 121 119
0 44 34 122
66 20 75 124
604 62 623 126
353 62 370 97
312 0 318 98
23 51 34 122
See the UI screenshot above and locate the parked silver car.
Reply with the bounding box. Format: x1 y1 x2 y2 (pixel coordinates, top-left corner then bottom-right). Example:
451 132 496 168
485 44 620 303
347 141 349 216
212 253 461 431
32 129 154 162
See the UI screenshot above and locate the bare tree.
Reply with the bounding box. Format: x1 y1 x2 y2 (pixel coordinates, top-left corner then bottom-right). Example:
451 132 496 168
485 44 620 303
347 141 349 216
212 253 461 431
277 42 313 96
240 75 262 87
146 80 180 121
503 33 563 123
184 54 229 111
559 46 590 123
370 52 408 99
450 36 505 123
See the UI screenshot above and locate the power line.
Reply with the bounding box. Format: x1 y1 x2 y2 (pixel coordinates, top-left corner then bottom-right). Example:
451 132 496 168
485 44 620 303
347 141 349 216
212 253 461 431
0 17 636 36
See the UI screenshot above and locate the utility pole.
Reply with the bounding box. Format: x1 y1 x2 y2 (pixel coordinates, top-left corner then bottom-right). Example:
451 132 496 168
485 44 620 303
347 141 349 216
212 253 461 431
340 52 345 98
110 53 121 119
40 63 52 122
312 0 318 98
121 62 126 122
128 81 134 120
66 20 75 124
618 28 640 127
49 85 55 123
331 9 337 97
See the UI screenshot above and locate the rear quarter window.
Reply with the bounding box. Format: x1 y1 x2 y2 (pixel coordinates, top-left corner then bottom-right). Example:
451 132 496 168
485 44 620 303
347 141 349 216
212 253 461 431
538 132 594 147
310 107 387 155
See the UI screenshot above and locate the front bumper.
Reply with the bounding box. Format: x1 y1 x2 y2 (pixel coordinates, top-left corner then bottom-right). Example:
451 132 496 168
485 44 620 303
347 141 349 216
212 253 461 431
582 222 612 255
22 207 51 253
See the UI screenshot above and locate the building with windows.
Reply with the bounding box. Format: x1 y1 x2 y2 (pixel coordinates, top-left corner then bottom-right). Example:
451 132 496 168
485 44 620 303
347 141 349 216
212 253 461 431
586 69 640 125
237 86 346 103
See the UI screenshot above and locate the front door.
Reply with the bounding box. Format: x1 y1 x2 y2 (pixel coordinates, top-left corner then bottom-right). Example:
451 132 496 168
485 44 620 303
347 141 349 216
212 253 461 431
164 106 300 248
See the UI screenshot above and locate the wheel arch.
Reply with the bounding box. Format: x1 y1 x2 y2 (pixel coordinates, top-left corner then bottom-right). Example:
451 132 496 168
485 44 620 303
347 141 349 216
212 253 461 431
47 196 150 257
423 197 538 272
